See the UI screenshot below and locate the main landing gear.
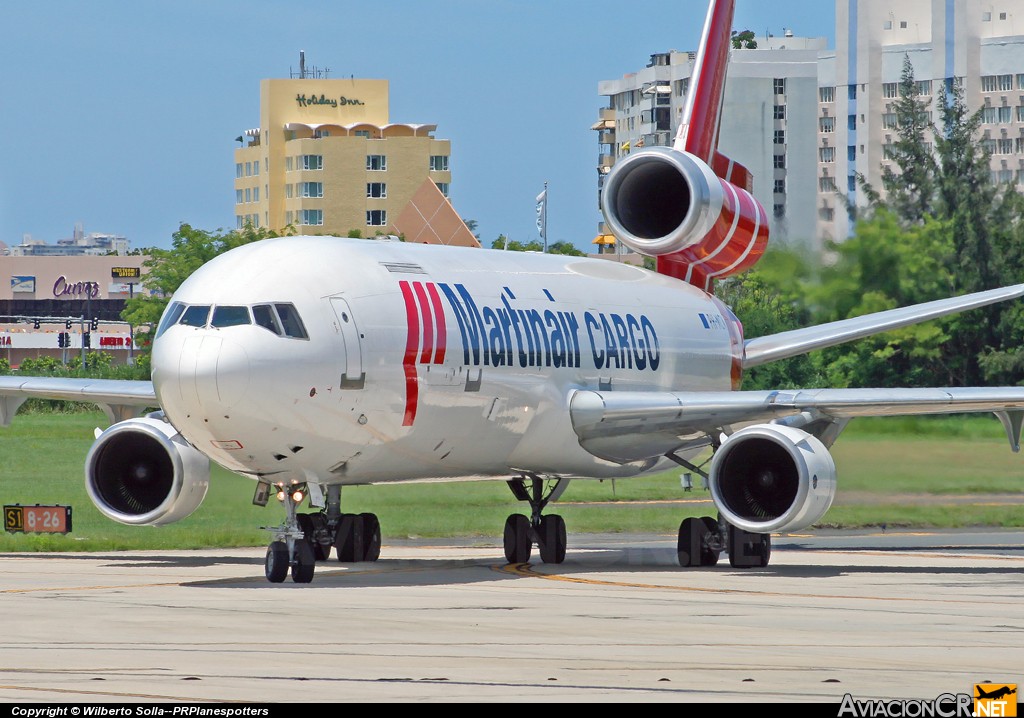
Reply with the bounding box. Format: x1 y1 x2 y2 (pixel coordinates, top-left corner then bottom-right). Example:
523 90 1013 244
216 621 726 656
676 514 771 568
260 483 381 584
502 476 570 564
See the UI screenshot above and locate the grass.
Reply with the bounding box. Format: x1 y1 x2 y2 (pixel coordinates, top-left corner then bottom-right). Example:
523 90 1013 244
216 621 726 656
0 411 1021 552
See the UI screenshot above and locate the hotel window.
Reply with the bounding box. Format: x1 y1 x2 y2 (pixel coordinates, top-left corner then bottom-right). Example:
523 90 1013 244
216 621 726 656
300 209 323 226
773 203 785 219
286 184 293 199
245 162 252 177
982 75 998 92
245 188 251 203
774 129 785 145
366 182 387 198
820 206 835 221
998 106 1012 122
235 163 244 178
773 105 786 120
883 82 898 98
1016 138 1024 153
252 161 260 176
999 74 1014 91
354 130 371 138
300 182 323 198
286 157 294 171
429 155 449 171
435 182 450 197
253 187 259 202
773 78 786 95
773 154 786 169
819 86 834 103
820 116 835 132
882 113 898 129
301 155 323 170
819 176 836 192
236 189 244 204
848 114 856 130
820 146 835 162
916 80 932 96
849 85 857 100
367 210 387 226
997 138 1014 154
366 155 387 171
773 178 786 194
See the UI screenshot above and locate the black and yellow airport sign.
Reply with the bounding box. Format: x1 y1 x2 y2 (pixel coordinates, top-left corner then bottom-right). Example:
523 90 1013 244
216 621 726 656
4 504 72 534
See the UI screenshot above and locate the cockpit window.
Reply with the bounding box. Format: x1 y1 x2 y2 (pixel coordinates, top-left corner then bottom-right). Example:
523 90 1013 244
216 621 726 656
179 305 211 327
275 303 309 339
156 302 186 338
252 304 282 336
211 305 252 328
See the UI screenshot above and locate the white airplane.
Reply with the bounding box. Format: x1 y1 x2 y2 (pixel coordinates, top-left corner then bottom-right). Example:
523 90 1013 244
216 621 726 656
4 0 1024 584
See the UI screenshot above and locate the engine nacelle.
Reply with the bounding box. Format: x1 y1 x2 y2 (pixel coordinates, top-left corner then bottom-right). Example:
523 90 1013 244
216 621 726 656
85 416 211 526
708 424 836 534
600 147 768 290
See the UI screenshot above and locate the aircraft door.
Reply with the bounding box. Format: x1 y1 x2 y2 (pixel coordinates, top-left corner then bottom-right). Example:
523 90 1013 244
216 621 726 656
330 297 365 389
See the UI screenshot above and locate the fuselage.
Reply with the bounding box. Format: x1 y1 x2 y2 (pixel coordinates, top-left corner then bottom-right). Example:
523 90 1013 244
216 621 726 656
150 236 741 486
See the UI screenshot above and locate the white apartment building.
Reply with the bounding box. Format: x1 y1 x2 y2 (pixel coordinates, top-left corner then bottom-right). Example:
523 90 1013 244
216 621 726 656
820 0 1024 245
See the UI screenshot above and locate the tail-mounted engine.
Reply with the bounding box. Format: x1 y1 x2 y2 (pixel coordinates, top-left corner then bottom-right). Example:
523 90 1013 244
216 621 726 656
708 424 836 534
601 147 769 292
85 416 210 526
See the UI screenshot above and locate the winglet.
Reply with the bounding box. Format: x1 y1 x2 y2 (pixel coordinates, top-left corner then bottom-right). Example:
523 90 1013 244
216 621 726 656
994 410 1023 453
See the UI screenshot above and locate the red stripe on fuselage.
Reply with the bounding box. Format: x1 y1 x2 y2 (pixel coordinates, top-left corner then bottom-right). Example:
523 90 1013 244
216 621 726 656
426 282 447 364
413 282 434 365
398 281 420 426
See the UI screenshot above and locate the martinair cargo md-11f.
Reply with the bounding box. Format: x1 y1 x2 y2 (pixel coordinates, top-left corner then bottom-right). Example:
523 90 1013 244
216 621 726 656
5 0 1024 583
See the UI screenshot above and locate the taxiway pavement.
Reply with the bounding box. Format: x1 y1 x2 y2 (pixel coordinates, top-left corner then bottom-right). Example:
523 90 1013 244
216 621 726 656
0 529 1021 703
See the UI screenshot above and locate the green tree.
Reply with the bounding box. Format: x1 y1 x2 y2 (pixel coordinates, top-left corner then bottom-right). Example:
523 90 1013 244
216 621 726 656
876 55 937 224
731 30 757 49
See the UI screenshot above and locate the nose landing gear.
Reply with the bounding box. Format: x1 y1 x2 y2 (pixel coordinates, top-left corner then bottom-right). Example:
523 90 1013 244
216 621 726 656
263 484 316 583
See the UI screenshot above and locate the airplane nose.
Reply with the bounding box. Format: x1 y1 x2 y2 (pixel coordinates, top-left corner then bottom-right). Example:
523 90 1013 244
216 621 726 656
153 332 251 416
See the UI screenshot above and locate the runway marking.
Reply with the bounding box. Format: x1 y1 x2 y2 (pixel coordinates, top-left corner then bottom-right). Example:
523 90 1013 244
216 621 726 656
0 684 221 701
494 561 1023 604
1 581 183 594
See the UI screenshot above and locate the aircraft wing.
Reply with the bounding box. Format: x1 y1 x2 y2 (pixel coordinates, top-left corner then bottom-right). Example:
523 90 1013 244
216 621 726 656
0 377 156 426
743 283 1024 368
569 387 1024 463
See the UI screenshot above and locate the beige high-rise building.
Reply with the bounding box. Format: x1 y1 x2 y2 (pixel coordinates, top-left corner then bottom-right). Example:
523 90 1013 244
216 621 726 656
234 74 476 246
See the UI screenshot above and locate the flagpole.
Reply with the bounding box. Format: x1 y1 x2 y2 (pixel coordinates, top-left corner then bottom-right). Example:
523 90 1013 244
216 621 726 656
542 181 548 253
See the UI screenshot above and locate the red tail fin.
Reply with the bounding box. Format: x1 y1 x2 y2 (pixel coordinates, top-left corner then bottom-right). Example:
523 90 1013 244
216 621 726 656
599 0 769 293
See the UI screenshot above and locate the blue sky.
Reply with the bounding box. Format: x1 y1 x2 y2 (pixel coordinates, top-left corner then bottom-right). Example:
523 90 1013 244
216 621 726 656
0 1 834 252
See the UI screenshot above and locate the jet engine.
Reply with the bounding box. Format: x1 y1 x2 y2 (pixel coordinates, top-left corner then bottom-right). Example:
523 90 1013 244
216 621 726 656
600 147 768 289
85 416 210 526
708 424 836 534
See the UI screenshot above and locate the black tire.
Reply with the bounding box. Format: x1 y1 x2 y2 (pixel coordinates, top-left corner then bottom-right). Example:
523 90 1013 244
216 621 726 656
677 517 702 567
700 516 720 566
297 513 328 561
538 514 567 564
265 541 288 583
334 513 363 563
503 514 532 563
360 513 381 562
727 525 771 569
291 539 315 583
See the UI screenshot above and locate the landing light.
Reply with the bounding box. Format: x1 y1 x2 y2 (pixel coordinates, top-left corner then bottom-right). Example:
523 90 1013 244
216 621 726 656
291 490 304 504
276 490 286 502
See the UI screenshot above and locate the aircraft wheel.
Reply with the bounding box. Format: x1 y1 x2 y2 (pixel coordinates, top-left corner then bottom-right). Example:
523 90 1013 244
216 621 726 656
678 516 721 567
291 539 316 583
699 516 721 566
360 513 381 562
503 514 532 563
334 513 362 563
297 513 328 561
538 514 567 564
265 541 289 583
728 525 771 568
